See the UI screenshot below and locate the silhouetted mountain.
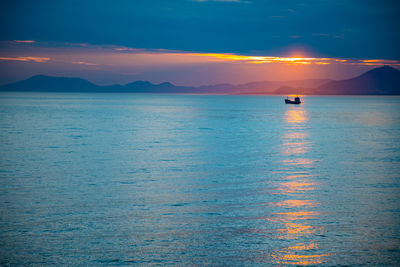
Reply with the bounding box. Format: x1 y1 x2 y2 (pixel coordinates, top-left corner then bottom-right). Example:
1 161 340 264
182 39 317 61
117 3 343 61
232 79 331 94
0 75 194 93
0 75 101 92
124 80 194 93
314 66 400 95
1 66 399 94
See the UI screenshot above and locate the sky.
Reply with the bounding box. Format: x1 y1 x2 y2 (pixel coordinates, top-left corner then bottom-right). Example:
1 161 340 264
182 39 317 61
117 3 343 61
0 0 399 86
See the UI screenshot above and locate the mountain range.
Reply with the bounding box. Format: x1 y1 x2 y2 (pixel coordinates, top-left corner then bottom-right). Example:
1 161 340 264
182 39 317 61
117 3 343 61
1 66 399 95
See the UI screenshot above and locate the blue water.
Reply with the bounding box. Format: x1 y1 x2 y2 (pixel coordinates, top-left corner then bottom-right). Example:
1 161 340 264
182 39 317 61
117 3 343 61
0 93 399 266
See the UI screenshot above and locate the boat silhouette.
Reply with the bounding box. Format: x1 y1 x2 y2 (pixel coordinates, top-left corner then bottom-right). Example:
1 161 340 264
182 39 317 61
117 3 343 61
285 96 301 104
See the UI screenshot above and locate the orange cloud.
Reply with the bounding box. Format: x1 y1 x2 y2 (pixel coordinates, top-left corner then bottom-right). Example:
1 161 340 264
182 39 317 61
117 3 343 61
170 52 400 66
357 59 400 66
72 61 98 66
186 53 337 65
114 47 138 52
13 40 36 43
0 56 50 62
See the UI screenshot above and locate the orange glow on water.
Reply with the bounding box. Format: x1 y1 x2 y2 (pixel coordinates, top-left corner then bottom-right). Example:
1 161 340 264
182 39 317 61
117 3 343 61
276 181 317 194
269 241 332 266
272 241 332 266
278 222 316 236
272 252 331 265
289 243 318 250
285 109 308 124
281 107 311 155
275 199 319 208
282 132 307 139
282 142 310 155
270 101 331 265
276 211 320 221
281 158 316 166
282 174 314 180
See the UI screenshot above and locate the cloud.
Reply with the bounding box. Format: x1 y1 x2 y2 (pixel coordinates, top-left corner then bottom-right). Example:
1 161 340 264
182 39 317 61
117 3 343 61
13 40 36 43
71 61 98 66
2 41 400 67
1 42 399 87
114 47 138 52
0 40 37 47
356 59 400 66
187 52 400 66
0 56 50 62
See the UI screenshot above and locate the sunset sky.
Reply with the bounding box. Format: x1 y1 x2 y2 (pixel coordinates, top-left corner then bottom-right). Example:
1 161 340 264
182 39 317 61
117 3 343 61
0 0 399 86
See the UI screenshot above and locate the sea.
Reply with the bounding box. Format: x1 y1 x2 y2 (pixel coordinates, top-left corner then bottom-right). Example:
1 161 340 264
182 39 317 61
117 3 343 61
0 92 399 266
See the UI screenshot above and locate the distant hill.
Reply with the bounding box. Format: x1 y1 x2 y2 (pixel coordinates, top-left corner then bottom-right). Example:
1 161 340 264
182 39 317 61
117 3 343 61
314 65 400 95
0 75 101 92
1 66 399 94
0 76 196 93
124 81 195 93
233 79 331 94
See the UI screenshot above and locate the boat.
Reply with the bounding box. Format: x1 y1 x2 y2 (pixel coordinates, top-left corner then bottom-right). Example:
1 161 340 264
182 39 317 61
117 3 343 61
285 96 301 104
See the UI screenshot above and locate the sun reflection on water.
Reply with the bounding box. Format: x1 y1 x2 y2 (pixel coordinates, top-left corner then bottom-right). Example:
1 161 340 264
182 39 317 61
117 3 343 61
285 108 308 124
272 251 331 266
281 158 317 166
270 104 331 265
277 222 317 238
274 199 319 208
277 180 317 194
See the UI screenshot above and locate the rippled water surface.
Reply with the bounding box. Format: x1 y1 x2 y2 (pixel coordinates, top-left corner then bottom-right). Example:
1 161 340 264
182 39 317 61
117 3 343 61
1 93 400 266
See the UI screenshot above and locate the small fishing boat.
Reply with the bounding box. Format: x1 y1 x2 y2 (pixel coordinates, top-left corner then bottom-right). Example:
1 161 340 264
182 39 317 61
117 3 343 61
285 96 301 104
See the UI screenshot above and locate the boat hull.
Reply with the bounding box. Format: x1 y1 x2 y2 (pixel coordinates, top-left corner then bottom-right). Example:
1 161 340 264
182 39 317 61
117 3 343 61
285 99 301 104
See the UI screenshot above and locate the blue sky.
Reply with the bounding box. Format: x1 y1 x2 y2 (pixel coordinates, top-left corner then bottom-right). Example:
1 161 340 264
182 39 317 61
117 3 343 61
0 0 399 85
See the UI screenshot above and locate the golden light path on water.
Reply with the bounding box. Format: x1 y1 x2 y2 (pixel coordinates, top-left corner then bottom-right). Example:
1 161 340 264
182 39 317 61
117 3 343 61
270 103 331 265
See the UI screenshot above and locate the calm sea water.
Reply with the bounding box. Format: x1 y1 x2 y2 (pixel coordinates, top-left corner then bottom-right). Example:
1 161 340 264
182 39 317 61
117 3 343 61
0 93 399 266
